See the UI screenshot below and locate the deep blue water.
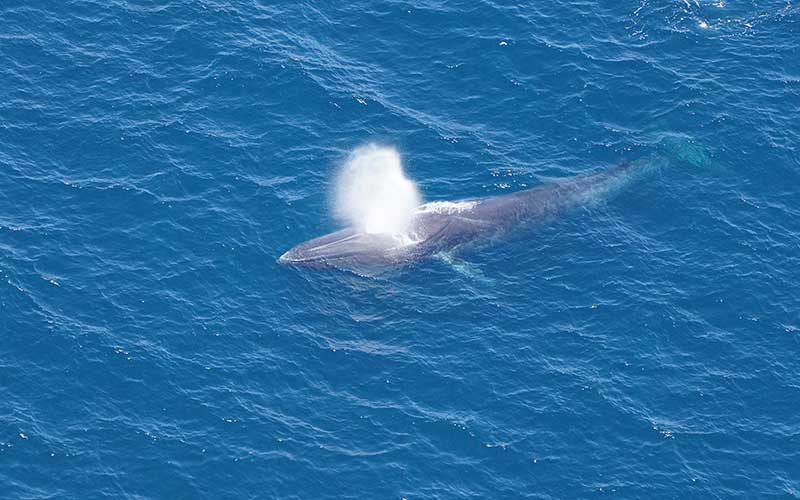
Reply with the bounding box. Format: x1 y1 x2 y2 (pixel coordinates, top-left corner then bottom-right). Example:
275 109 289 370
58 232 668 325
2 1 800 498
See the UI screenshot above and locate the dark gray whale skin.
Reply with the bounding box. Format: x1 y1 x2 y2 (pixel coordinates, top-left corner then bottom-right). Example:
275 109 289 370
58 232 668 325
279 158 665 270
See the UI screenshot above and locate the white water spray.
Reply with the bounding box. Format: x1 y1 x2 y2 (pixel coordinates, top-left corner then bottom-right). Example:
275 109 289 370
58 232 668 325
333 145 422 235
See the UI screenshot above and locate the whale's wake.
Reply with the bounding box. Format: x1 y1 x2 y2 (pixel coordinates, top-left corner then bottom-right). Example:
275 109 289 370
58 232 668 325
332 145 421 238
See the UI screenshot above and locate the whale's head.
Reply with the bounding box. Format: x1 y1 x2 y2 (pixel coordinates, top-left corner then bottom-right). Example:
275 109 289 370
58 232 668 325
278 228 415 269
279 204 487 270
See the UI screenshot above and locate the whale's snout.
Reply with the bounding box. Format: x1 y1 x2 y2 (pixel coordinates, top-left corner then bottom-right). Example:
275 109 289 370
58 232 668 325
277 242 329 267
278 228 407 268
278 246 321 266
278 228 366 267
277 250 295 265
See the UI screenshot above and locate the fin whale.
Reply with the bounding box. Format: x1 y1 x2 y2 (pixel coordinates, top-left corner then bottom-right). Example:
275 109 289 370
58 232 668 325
279 157 666 270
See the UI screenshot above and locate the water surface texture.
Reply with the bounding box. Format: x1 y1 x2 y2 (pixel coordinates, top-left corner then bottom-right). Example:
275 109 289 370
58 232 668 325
2 1 799 498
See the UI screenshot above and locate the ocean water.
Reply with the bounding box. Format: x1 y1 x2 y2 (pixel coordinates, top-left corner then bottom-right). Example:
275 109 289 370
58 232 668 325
2 0 799 498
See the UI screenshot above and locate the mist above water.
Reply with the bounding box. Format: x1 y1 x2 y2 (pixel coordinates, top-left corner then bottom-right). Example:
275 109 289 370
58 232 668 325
333 145 422 235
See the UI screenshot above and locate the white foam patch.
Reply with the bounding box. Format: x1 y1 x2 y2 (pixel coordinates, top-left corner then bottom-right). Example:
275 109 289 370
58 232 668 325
333 145 422 236
416 200 478 215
